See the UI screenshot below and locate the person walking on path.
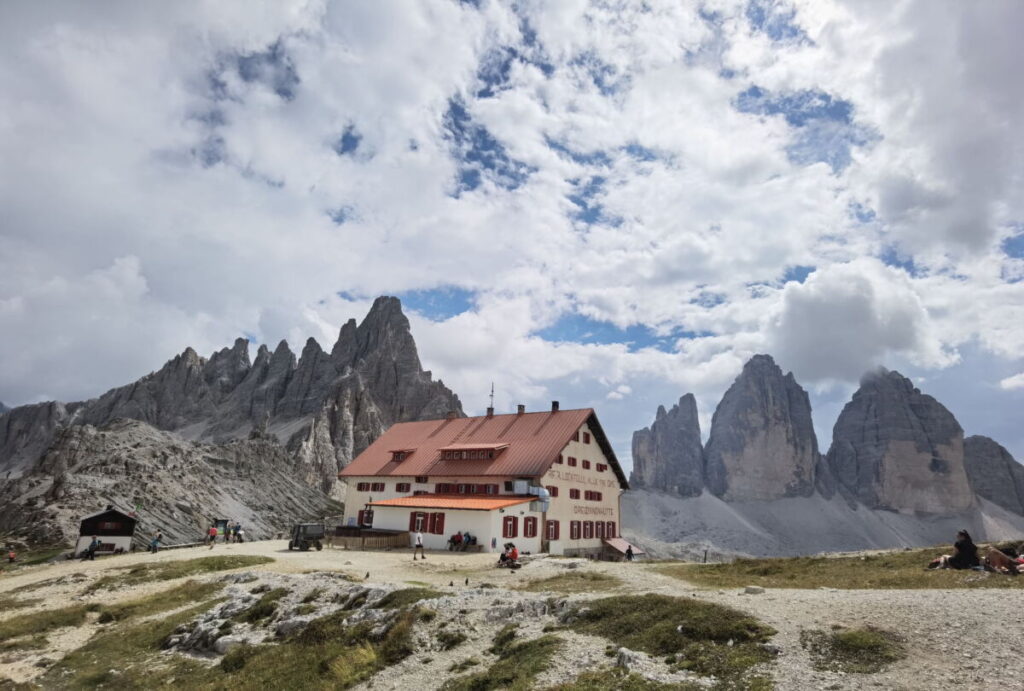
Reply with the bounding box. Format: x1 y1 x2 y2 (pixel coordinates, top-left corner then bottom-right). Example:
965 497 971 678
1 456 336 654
149 532 163 553
625 545 634 562
413 531 426 560
207 525 218 549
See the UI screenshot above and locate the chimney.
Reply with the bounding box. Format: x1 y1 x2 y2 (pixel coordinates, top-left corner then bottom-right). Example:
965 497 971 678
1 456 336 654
446 410 458 420
486 407 494 418
516 404 525 415
551 401 559 412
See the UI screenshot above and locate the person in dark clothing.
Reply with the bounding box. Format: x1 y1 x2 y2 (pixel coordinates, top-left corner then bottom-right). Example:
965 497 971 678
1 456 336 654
934 530 979 570
625 545 634 562
81 536 100 561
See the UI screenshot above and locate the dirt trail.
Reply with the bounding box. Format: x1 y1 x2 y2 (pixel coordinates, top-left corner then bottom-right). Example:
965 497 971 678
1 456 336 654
3 542 1023 690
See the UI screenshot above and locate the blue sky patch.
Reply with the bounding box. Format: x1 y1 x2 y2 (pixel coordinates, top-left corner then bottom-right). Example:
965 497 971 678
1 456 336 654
397 287 475 321
334 125 361 156
537 313 677 352
881 246 923 277
623 143 658 162
328 206 353 225
736 86 876 172
570 51 625 97
849 201 877 224
443 98 535 195
235 39 300 101
566 176 621 226
1003 228 1024 258
746 0 809 44
783 265 814 283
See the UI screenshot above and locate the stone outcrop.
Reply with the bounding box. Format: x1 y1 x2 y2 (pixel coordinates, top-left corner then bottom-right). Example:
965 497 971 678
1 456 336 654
703 354 820 501
0 401 8 414
826 368 973 513
0 419 342 546
630 394 704 497
964 435 1024 515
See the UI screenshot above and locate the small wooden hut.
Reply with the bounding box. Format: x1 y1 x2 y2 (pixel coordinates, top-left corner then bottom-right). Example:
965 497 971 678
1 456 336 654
75 506 137 557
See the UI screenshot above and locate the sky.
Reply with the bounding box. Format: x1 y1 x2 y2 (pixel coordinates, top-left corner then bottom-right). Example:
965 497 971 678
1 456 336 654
1 0 1023 470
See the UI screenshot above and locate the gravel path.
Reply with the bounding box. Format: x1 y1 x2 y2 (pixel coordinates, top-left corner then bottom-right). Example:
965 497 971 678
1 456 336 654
3 541 1022 690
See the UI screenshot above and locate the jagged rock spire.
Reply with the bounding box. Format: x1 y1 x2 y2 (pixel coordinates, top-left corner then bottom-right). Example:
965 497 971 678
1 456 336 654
631 394 704 497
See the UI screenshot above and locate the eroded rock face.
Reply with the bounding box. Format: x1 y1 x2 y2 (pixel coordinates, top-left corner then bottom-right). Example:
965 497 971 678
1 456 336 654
964 435 1024 515
826 369 973 513
0 419 342 546
630 394 704 497
703 355 819 502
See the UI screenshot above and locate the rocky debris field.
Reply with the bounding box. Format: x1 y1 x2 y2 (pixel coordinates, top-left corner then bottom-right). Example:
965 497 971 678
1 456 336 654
1 541 1023 690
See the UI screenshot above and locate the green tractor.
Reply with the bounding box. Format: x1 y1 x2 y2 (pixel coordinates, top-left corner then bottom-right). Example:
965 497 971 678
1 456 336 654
287 523 325 551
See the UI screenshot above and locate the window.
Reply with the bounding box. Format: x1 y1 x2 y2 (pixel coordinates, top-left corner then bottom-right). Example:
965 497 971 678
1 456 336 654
582 460 591 470
555 454 564 464
504 481 514 492
428 512 446 535
487 484 499 495
572 431 580 442
396 483 411 493
457 484 468 494
570 521 581 540
409 511 428 532
596 521 605 539
545 485 558 497
356 482 370 492
584 490 602 501
415 476 428 484
583 521 594 539
436 483 456 494
606 521 616 538
569 488 580 500
503 516 518 538
391 451 406 462
567 457 577 467
583 432 591 444
524 517 538 538
370 482 385 492
357 509 374 527
546 520 560 540
596 463 607 473
414 490 428 496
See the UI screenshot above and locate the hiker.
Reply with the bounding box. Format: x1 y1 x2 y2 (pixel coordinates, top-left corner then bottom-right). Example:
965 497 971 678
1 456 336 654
413 530 426 560
448 532 462 551
149 532 163 553
6 548 15 564
82 536 100 561
462 531 473 551
625 545 634 562
930 530 980 570
207 525 218 549
224 523 233 543
984 547 1021 575
236 526 245 543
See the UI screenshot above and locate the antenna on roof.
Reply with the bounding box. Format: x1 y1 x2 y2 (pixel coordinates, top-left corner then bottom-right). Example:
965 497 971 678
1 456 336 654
489 382 494 409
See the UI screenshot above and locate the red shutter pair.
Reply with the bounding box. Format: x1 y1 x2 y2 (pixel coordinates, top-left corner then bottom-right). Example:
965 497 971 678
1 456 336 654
546 520 560 540
524 517 537 538
502 516 518 538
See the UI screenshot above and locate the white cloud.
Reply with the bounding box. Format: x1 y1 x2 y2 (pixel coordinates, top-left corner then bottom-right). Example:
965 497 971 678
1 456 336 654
1000 373 1024 391
0 0 1022 464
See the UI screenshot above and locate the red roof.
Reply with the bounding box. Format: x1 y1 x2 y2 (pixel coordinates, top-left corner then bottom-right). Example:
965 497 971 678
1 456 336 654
368 494 534 511
339 408 627 488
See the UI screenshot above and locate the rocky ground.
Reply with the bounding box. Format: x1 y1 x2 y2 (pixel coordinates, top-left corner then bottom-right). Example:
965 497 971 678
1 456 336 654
2 541 1022 690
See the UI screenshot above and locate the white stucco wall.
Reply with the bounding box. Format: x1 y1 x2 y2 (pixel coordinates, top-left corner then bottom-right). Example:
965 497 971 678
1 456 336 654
368 505 542 553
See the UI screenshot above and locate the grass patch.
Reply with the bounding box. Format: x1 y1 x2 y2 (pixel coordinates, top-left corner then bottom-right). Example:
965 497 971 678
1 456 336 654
449 658 480 673
0 634 49 652
800 627 906 673
551 668 703 690
97 580 223 622
0 604 89 643
0 545 67 574
39 599 219 688
564 594 775 687
0 595 42 611
235 587 288 624
372 587 443 610
489 623 519 655
659 546 1024 590
518 571 621 594
437 630 468 650
294 603 317 616
442 635 561 691
302 587 324 603
85 554 273 592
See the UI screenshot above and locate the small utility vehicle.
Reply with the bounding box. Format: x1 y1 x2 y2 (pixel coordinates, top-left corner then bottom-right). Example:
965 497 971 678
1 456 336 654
287 523 325 551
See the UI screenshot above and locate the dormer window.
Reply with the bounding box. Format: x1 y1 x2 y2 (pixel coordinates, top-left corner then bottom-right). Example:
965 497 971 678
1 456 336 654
390 449 415 462
438 443 509 460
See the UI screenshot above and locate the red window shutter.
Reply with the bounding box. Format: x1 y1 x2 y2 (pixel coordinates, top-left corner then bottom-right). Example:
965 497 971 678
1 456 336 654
583 521 593 539
357 482 368 491
572 431 580 442
503 516 518 538
596 521 605 539
582 460 591 469
545 485 558 497
547 520 560 540
416 476 427 483
570 521 581 540
409 512 418 531
568 457 577 467
569 488 580 500
584 432 591 444
431 512 445 535
607 521 616 537
556 454 563 464
524 517 537 538
357 510 366 526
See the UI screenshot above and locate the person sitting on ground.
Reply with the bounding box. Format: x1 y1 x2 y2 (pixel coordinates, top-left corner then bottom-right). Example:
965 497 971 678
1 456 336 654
984 547 1021 575
497 543 512 566
508 543 519 562
931 530 980 570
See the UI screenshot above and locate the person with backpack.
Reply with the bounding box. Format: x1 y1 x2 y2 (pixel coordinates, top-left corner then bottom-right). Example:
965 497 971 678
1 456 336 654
207 525 218 549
